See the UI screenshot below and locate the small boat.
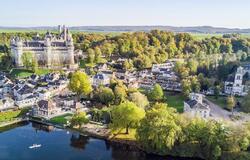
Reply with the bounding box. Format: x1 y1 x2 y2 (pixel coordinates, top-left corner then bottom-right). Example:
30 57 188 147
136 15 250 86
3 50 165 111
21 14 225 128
29 144 41 149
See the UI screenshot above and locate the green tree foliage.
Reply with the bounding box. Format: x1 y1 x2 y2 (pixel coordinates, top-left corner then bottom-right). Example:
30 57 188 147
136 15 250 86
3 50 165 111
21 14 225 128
87 48 95 64
187 58 199 74
21 52 34 69
136 103 182 152
31 56 38 72
184 118 227 159
148 84 164 102
129 92 149 109
97 86 114 106
226 96 236 112
70 112 89 129
113 81 127 104
110 101 145 134
242 92 250 113
0 53 12 70
214 85 221 99
181 79 192 98
69 71 92 97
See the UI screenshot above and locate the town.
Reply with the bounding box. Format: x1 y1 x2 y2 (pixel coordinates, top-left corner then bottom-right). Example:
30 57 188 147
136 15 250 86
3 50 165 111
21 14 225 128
1 25 250 160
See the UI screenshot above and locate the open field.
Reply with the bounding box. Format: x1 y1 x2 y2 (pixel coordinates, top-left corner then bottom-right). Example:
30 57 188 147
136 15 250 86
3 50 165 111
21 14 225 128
110 128 136 141
49 113 73 125
0 108 29 123
165 92 185 113
10 68 51 78
207 95 243 109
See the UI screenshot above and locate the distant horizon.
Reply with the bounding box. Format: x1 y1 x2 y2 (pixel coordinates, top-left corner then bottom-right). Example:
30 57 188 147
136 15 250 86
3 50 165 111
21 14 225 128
1 25 250 30
1 0 250 29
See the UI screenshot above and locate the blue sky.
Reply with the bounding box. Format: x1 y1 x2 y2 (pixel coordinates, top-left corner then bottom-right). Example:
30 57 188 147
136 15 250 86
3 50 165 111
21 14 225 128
1 0 250 28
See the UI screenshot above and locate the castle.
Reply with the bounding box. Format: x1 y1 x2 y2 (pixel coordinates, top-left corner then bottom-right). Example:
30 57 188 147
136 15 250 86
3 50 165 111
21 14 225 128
10 25 76 68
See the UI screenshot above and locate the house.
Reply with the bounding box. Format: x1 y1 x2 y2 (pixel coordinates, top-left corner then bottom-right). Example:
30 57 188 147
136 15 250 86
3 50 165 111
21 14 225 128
15 95 38 108
151 61 174 74
0 97 15 111
15 84 34 101
92 73 111 87
33 100 57 118
184 93 210 118
115 69 129 80
224 66 250 96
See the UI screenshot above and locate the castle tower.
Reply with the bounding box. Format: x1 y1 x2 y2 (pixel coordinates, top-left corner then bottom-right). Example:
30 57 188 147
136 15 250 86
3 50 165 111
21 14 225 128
44 38 52 67
11 37 24 67
58 25 62 34
67 36 74 65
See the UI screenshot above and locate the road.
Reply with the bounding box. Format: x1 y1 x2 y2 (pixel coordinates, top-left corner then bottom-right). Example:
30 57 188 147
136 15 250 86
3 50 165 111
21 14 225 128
204 98 250 123
204 98 231 121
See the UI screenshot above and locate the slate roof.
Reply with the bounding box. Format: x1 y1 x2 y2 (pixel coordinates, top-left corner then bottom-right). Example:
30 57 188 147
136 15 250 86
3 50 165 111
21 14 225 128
186 99 209 110
38 100 55 110
17 85 33 95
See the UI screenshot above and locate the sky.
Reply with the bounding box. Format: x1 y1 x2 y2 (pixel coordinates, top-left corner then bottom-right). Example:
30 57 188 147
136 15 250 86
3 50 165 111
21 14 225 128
1 0 250 28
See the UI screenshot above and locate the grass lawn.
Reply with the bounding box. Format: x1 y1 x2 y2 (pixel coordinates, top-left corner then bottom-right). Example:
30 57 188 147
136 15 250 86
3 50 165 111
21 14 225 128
110 128 136 141
165 92 185 113
49 113 73 125
10 68 51 78
0 108 29 123
207 95 243 109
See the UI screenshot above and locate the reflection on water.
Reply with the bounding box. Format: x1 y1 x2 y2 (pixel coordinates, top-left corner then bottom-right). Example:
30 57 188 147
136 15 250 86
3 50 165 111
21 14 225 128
70 134 90 150
0 122 202 160
32 122 54 132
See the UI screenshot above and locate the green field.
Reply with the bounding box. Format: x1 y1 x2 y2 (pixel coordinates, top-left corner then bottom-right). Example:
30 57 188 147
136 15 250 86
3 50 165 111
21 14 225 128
207 95 243 109
49 113 73 125
0 108 29 123
165 92 185 113
10 68 50 78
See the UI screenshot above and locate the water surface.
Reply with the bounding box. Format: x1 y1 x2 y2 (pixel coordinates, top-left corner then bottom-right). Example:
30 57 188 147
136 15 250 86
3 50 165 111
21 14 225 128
0 122 200 160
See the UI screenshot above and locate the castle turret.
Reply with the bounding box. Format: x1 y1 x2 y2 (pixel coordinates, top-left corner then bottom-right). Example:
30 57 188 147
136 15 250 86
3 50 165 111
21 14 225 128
44 38 52 67
58 25 62 34
12 37 24 67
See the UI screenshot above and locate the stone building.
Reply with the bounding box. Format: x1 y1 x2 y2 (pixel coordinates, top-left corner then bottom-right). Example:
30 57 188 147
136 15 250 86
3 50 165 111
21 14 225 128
10 25 76 69
184 93 210 119
224 65 250 96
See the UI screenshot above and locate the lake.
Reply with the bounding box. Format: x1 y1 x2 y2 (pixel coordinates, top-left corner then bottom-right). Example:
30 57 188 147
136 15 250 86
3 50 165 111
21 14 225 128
0 122 200 160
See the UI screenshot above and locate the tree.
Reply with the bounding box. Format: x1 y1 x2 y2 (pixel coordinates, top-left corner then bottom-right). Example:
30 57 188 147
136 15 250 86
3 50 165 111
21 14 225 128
129 92 149 109
187 58 199 74
185 118 221 160
97 87 114 106
70 112 89 129
214 85 221 99
242 92 250 113
226 96 236 112
149 84 164 101
114 82 127 104
21 52 34 69
31 56 38 72
69 71 92 98
94 47 102 63
110 101 145 134
136 103 182 151
87 48 95 64
182 79 192 98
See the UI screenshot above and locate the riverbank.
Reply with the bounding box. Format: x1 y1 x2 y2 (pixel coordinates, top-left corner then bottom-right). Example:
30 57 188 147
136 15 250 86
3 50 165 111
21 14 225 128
0 118 27 128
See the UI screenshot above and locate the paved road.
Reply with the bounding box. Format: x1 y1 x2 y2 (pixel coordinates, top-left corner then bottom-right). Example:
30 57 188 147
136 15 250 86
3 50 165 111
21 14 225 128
204 98 231 121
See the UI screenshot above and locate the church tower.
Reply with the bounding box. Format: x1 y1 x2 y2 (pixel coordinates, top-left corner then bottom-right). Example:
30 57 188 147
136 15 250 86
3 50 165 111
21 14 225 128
233 66 244 95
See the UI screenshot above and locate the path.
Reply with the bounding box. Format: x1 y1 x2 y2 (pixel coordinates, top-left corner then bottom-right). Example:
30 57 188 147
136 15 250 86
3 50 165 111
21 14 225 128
204 98 231 121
